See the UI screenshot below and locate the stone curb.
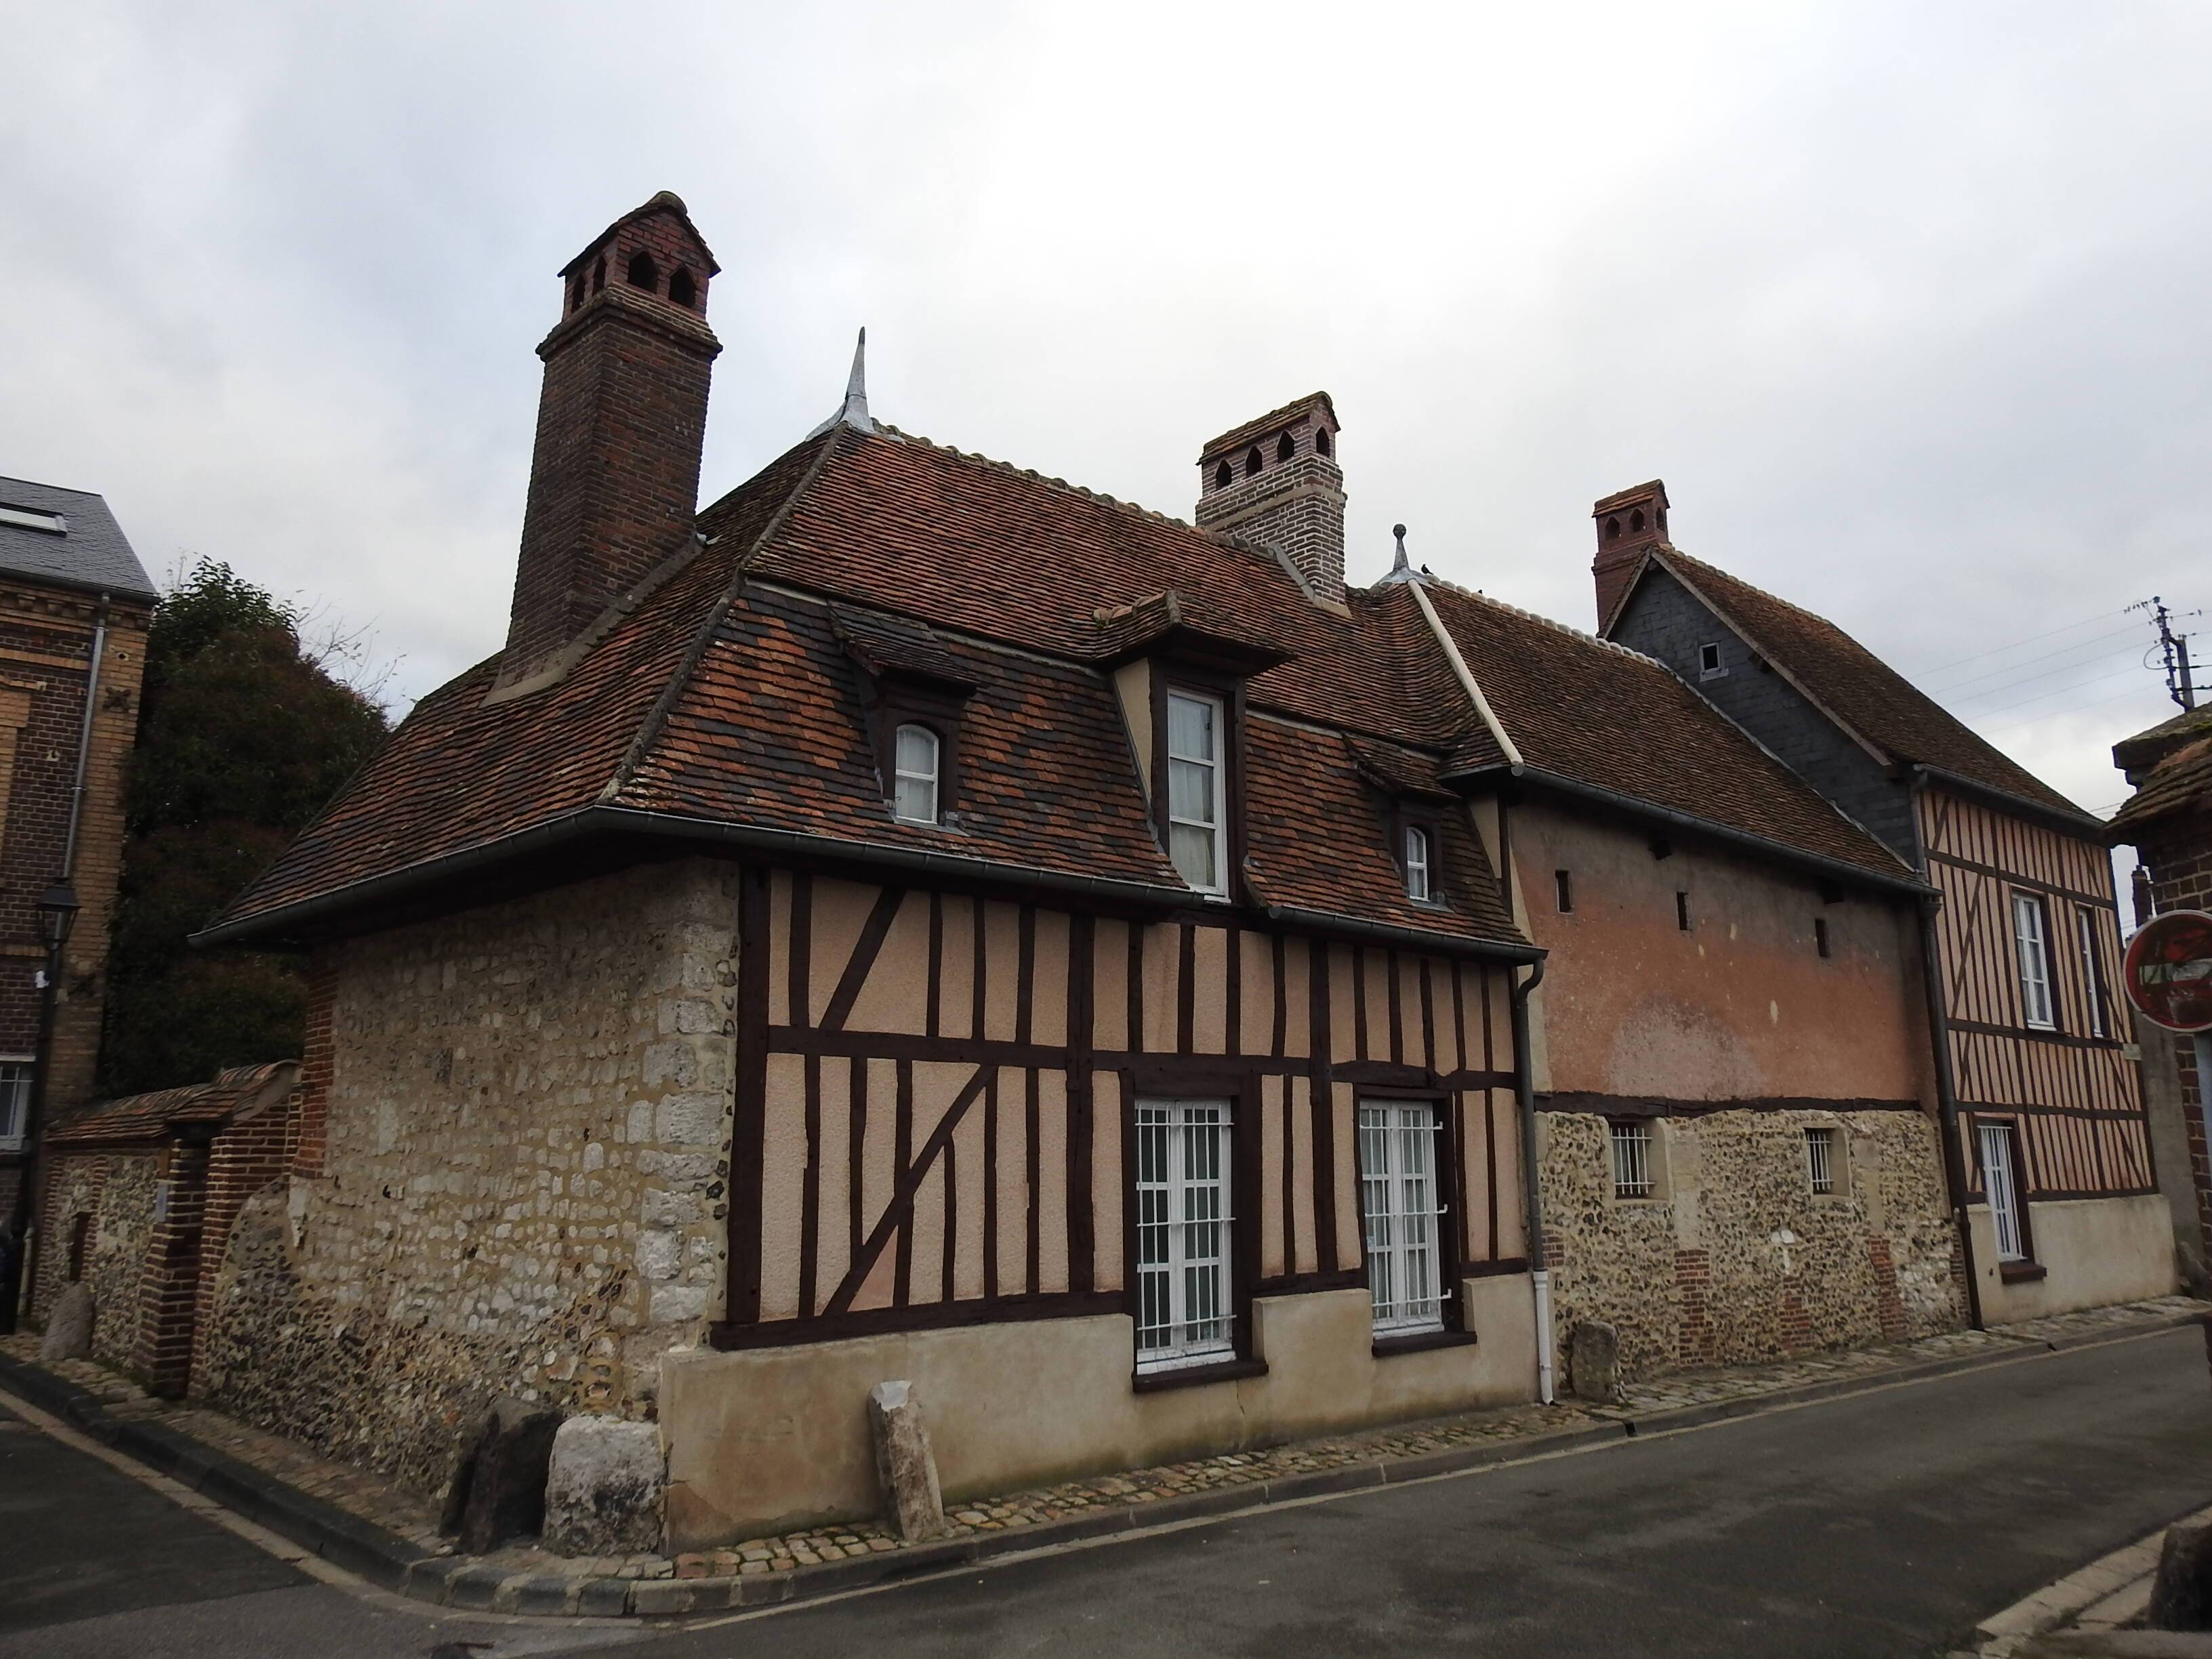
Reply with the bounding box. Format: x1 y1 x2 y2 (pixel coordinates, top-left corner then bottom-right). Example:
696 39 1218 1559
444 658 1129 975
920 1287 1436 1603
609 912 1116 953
5 1309 2204 1622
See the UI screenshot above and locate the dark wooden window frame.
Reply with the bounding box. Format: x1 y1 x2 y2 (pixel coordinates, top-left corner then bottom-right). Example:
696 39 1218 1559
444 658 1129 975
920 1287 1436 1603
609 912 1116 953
859 673 974 827
2009 887 2064 1035
1121 1062 1267 1391
1353 1083 1477 1353
2074 901 2113 1040
1387 802 1448 908
1151 666 1248 903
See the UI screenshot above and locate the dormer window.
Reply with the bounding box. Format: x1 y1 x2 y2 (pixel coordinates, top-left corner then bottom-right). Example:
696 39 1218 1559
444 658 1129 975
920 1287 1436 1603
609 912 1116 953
1166 689 1227 895
1404 824 1433 902
893 724 941 824
1698 642 1727 680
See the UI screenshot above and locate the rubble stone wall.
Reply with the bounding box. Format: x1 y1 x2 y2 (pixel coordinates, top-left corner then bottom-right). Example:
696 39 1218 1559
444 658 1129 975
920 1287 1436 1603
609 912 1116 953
194 859 739 1498
1540 1106 1962 1384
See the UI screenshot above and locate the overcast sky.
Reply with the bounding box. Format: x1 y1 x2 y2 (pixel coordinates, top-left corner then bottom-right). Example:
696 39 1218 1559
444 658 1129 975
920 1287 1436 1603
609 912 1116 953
4 3 2207 846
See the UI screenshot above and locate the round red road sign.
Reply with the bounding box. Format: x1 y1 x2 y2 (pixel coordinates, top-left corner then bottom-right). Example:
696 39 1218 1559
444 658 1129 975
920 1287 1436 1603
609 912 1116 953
2123 909 2212 1033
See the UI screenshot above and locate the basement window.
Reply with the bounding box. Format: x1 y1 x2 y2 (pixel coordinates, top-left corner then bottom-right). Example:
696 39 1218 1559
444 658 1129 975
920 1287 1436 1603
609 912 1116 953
1609 1119 1656 1200
1555 869 1574 914
0 504 64 535
1698 642 1727 680
1805 1126 1840 1196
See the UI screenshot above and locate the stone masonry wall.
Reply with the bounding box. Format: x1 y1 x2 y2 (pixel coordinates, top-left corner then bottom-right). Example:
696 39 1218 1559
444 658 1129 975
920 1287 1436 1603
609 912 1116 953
85 1151 158 1373
1541 1107 1961 1384
194 859 739 1498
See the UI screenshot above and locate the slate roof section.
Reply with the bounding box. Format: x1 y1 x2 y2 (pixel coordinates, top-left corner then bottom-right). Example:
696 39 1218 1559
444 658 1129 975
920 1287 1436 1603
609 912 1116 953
2108 734 2212 841
1422 583 1917 883
1619 548 2089 823
213 417 1918 947
0 475 159 600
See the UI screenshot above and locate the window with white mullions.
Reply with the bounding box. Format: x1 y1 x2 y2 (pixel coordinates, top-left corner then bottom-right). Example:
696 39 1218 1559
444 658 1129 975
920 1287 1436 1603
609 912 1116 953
0 1059 28 1150
1404 825 1432 902
2012 892 2055 1030
1134 1099 1234 1371
892 723 941 824
1804 1126 1838 1195
2075 906 2110 1039
1166 690 1227 895
1610 1119 1654 1199
1980 1122 2028 1261
1359 1102 1447 1334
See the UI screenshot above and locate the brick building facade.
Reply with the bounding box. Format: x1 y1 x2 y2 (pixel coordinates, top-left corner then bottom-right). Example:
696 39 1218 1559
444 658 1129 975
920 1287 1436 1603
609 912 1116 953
0 479 155 1290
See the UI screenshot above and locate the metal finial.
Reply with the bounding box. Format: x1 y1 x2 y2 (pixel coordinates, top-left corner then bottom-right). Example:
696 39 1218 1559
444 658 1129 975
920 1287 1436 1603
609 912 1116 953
808 327 876 438
1374 523 1428 588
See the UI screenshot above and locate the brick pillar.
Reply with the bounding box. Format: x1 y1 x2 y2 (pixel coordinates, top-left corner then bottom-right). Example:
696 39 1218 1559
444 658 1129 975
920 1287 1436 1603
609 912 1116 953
133 1141 209 1398
1778 1287 1812 1355
1675 1247 1715 1366
294 956 335 1178
188 1093 297 1395
1868 1235 1908 1341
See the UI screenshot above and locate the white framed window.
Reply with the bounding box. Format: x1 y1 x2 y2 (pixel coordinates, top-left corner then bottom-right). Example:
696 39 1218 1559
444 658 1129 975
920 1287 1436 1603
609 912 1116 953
1404 825 1432 903
1804 1126 1839 1195
2076 907 2109 1040
1133 1099 1233 1372
1166 689 1227 896
1979 1122 2028 1262
0 1059 28 1150
1610 1119 1654 1199
892 722 941 824
2012 892 2055 1030
1698 641 1727 680
1359 1101 1446 1334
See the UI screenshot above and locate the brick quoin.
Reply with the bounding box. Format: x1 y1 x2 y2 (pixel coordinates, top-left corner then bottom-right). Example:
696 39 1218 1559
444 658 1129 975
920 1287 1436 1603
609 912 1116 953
293 956 335 1177
1674 1246 1716 1367
1868 1234 1908 1342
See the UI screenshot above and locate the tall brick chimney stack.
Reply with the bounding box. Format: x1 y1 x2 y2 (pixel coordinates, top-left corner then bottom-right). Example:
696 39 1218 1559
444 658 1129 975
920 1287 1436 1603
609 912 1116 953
1591 478 1668 630
496 192 722 692
1195 393 1347 605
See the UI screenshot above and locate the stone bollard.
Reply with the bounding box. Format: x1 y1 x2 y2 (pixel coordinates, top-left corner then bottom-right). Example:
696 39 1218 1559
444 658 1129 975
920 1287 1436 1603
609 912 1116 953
868 1380 950 1541
544 1416 665 1557
39 1283 94 1362
439 1397 562 1555
2150 1523 2212 1630
1568 1320 1622 1405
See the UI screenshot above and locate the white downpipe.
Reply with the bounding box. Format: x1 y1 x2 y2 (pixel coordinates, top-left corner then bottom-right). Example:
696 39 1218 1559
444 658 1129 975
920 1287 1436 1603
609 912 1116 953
1532 1267 1557 1405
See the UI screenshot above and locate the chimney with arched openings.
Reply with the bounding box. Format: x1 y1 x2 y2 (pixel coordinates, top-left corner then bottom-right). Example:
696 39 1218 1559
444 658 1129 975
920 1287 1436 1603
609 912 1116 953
496 191 722 694
1591 478 1670 631
1194 393 1346 606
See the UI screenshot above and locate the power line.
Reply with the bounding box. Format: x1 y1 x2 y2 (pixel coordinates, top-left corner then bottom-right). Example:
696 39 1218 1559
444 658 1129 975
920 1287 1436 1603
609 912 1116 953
1920 624 2142 698
1908 607 2131 680
1974 678 2169 732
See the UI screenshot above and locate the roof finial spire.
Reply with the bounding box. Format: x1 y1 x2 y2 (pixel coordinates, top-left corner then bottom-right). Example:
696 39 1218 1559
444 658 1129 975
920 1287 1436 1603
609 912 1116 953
1375 522 1428 587
809 327 876 438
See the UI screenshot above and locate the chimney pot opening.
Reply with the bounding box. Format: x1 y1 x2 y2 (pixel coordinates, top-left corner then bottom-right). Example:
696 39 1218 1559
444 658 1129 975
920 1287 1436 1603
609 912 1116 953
1605 516 1622 541
1214 460 1233 489
626 249 660 291
1245 446 1263 478
1315 427 1332 457
591 255 606 293
668 266 697 308
1276 432 1296 462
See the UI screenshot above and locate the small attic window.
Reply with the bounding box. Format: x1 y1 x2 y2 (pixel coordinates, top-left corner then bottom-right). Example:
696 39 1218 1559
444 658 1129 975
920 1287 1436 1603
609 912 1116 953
1245 446 1263 478
1315 428 1332 457
626 249 659 291
1277 432 1296 462
1699 642 1726 680
1214 460 1233 489
668 266 697 308
0 504 65 535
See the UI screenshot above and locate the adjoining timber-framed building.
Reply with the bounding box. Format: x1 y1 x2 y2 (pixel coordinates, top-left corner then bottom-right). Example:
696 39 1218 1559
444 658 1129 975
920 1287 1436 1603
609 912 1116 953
180 192 2131 1548
1593 485 2168 1324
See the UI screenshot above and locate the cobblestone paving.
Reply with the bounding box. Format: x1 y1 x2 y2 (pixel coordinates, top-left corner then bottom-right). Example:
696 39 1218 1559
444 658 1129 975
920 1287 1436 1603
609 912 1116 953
6 1294 2200 1592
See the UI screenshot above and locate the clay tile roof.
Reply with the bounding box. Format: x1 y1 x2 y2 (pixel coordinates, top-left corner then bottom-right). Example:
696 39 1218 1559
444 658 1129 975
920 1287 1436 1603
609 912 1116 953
829 606 972 689
47 1061 298 1148
1422 582 1914 882
1634 549 2091 823
1347 738 1457 803
1198 393 1336 462
2108 733 2212 842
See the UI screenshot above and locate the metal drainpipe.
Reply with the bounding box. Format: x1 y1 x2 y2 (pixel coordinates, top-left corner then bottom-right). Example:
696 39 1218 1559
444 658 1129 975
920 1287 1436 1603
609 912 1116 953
61 594 110 879
1511 958 1554 1403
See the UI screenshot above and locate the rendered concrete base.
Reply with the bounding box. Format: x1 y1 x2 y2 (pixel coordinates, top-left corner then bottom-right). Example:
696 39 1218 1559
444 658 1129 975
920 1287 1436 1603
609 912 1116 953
660 1276 1538 1550
1972 1195 2179 1325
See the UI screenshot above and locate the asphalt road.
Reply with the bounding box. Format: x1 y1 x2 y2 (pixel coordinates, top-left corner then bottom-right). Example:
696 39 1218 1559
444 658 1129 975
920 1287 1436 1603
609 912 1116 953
3 1327 2207 1658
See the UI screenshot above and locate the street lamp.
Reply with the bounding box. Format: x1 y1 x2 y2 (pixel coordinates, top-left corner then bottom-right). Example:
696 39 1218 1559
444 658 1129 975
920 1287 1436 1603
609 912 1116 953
0 880 79 1334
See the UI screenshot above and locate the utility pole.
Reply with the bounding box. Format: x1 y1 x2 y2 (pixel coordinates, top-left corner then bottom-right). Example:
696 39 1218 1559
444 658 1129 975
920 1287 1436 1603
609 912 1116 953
2129 596 2200 711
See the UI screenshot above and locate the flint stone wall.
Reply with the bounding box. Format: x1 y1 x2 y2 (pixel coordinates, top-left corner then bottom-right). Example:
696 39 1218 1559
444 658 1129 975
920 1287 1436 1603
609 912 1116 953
87 1153 159 1373
194 860 738 1499
1540 1107 1962 1382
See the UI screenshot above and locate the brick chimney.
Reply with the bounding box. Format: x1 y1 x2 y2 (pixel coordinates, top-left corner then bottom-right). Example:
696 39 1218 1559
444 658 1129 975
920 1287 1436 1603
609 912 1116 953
1195 393 1346 605
496 192 722 691
1591 478 1668 630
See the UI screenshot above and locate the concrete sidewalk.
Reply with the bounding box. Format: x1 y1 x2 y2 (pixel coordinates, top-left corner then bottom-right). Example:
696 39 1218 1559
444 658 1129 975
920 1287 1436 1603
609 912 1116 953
3 1293 2203 1620
1961 1500 2212 1658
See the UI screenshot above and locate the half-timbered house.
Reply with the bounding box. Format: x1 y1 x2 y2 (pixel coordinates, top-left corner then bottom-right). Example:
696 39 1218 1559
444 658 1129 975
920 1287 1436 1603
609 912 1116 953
1593 485 2171 1324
